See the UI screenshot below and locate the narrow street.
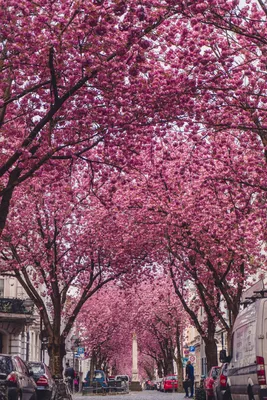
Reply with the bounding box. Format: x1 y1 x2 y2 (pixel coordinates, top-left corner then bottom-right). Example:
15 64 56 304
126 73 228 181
74 392 186 400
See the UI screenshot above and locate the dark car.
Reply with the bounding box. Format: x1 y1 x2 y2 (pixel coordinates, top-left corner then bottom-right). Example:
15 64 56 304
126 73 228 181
27 362 55 400
145 380 154 390
0 354 37 400
213 364 229 400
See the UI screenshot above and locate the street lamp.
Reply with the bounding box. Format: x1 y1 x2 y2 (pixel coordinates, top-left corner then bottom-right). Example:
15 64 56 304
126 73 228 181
22 299 34 361
23 298 34 313
71 335 80 368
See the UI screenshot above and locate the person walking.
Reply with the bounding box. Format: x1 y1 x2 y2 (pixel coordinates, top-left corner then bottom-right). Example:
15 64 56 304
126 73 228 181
64 361 75 393
74 374 79 392
186 361 195 398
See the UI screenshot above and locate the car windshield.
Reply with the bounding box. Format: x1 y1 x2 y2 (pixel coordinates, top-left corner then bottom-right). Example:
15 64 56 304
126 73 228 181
95 372 104 379
0 356 12 374
222 364 228 376
211 368 220 378
28 363 45 374
117 376 128 381
166 376 177 380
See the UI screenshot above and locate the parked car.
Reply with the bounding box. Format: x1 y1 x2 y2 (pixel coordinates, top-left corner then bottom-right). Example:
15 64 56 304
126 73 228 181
220 293 267 400
0 354 37 400
144 380 153 390
27 362 55 400
84 370 108 388
204 366 220 400
212 364 229 400
114 375 129 390
161 375 178 392
114 375 129 384
156 378 163 390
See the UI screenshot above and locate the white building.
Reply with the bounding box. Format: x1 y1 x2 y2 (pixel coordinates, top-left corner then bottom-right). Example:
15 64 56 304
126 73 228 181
0 276 40 361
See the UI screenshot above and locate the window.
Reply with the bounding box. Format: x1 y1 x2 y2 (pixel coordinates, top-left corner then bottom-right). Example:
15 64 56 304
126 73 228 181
0 280 4 297
18 358 29 375
0 356 12 374
28 363 44 374
14 357 23 373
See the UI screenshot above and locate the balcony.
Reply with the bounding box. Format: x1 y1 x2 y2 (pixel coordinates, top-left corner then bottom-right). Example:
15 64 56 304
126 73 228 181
0 298 33 314
0 297 35 326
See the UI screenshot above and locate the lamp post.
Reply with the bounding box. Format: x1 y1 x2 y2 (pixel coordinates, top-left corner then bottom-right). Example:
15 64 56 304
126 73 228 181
22 298 34 361
40 318 49 363
23 298 34 314
71 335 80 370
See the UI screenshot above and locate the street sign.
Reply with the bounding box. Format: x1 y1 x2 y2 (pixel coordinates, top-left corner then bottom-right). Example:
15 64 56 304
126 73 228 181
77 347 85 354
184 349 190 356
182 357 188 367
189 346 195 352
189 355 196 363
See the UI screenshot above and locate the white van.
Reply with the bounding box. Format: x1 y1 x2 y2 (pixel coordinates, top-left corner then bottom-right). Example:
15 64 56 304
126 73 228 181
221 297 267 400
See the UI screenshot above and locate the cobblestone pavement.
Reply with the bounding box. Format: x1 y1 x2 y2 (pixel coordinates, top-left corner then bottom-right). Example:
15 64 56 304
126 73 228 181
74 391 187 400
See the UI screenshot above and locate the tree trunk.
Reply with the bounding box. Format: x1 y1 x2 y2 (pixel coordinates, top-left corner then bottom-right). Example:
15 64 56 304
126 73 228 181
176 329 184 392
163 353 174 376
176 357 183 392
47 335 66 378
204 339 218 372
90 351 96 383
157 360 163 378
0 168 21 236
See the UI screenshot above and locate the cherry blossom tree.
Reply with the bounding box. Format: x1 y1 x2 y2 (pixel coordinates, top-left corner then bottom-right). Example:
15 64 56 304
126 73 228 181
77 284 133 378
2 0 267 381
107 129 266 370
126 280 187 389
78 278 187 388
0 177 149 377
0 0 183 235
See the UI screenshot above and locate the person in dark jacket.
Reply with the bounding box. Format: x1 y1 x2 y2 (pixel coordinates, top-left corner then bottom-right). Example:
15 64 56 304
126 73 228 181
64 362 75 392
185 361 195 398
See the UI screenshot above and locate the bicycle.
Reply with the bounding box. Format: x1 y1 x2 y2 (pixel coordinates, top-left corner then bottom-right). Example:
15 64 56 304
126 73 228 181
53 377 72 400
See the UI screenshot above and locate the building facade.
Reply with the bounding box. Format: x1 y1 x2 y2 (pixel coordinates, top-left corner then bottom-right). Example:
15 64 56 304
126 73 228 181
0 276 41 361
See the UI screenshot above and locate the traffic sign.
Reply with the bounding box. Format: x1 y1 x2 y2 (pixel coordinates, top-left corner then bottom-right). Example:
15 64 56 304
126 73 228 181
189 346 195 352
182 357 188 367
77 346 85 354
189 355 196 363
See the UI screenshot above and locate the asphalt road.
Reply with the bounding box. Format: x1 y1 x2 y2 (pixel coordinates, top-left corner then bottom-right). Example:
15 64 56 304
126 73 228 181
74 391 187 400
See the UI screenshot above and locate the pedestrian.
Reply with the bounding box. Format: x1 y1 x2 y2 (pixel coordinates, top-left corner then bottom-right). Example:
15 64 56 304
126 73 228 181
183 377 190 398
185 360 195 398
64 361 75 393
74 374 79 392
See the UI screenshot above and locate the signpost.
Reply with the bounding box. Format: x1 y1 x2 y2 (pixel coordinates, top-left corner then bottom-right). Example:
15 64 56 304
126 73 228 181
189 355 196 363
182 357 189 367
77 347 85 355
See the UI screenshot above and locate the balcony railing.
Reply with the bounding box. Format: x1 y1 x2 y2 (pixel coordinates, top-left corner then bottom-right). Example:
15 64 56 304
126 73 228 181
0 298 34 314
